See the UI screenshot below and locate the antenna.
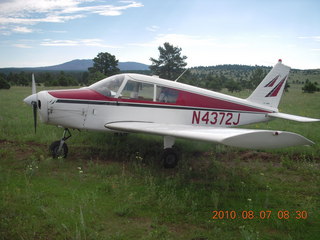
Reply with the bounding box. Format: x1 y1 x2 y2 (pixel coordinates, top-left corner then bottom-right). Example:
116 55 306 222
174 69 188 82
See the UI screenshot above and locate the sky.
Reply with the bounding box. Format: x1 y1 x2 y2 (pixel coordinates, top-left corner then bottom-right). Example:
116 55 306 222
0 0 319 69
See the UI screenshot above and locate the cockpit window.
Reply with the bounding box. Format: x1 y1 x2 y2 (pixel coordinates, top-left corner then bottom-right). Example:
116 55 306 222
89 75 125 97
156 86 179 103
120 80 154 101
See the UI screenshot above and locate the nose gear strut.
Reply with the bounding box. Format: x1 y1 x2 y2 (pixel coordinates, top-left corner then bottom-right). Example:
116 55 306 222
49 128 71 158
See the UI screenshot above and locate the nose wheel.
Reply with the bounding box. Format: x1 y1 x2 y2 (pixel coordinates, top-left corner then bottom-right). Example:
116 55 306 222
49 128 71 158
50 141 68 158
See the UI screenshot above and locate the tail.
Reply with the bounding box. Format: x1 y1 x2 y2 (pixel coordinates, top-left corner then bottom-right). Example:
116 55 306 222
247 59 290 109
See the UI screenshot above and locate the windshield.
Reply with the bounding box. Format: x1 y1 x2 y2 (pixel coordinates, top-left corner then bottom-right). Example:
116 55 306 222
89 75 125 97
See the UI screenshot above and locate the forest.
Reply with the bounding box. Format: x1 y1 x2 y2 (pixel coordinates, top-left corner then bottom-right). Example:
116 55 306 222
0 64 319 92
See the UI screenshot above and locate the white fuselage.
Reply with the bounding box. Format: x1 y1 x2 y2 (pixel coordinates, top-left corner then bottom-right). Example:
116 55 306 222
36 74 274 132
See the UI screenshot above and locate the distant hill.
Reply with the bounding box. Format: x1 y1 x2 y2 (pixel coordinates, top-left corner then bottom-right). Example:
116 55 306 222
1 60 318 86
0 59 150 73
37 59 94 71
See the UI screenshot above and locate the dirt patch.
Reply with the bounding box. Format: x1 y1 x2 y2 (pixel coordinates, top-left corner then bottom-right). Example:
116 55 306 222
1 139 319 172
237 151 280 162
0 139 46 161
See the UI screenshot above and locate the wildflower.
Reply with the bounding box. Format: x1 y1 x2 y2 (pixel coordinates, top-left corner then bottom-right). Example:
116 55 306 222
247 198 252 202
266 185 272 191
77 167 84 174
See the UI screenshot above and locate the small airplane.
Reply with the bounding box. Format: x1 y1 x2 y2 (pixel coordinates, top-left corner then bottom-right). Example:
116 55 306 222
24 59 319 168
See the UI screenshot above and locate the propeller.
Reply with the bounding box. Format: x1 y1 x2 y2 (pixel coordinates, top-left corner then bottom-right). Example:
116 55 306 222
23 73 38 133
32 74 38 133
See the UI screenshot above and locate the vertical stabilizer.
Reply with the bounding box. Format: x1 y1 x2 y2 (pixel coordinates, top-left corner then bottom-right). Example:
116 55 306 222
247 60 290 109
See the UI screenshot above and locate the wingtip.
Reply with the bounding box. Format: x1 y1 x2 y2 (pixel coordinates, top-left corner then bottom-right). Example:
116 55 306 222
222 130 315 149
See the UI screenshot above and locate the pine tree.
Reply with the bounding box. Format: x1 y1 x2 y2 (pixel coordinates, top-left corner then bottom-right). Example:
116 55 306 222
150 42 187 80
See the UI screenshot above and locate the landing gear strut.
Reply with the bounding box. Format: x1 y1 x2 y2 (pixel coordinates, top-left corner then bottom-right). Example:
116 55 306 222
162 136 179 168
49 128 71 158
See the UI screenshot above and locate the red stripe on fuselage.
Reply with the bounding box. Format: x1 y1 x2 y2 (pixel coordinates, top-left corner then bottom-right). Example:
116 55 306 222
48 88 269 113
49 89 109 101
177 91 268 113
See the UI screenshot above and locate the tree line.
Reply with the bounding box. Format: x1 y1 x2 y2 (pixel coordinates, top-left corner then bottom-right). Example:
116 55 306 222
0 42 319 93
0 71 88 88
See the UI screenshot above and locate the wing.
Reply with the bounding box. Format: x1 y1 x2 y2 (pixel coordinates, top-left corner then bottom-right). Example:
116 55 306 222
105 122 314 149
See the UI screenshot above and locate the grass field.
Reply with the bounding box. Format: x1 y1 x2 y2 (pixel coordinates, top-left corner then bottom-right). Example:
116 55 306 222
0 85 319 240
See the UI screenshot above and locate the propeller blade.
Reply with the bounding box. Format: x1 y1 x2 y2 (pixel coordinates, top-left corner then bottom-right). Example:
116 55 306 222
32 73 36 95
24 74 39 134
32 73 38 133
32 102 37 133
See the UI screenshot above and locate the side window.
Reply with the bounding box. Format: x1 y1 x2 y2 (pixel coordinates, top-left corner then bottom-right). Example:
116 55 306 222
139 83 154 101
121 80 154 101
156 86 179 103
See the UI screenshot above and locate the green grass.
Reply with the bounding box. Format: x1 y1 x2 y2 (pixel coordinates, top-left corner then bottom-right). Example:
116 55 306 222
0 86 320 239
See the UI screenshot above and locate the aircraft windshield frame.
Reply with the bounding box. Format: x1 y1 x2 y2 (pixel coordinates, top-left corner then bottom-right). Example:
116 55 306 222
89 75 125 97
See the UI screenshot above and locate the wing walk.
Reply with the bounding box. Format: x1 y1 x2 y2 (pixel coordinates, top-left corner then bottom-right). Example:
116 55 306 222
105 122 314 149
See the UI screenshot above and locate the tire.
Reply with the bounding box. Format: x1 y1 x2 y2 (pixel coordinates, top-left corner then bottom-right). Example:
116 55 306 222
49 141 68 158
162 148 178 168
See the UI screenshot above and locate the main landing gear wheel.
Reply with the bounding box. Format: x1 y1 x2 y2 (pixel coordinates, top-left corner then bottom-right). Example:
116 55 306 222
162 148 179 168
49 141 68 158
49 128 71 158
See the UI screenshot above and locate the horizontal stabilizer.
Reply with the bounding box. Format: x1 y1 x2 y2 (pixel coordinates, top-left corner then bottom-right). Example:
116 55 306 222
105 122 314 149
268 112 320 122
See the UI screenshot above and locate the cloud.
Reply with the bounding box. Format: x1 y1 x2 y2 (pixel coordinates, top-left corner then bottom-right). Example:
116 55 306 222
258 34 281 39
41 39 78 47
12 26 34 33
130 33 216 47
0 15 81 26
40 38 119 48
59 0 143 16
12 43 33 48
0 0 143 33
129 33 248 50
157 34 218 47
146 25 160 32
128 33 252 67
298 36 320 42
